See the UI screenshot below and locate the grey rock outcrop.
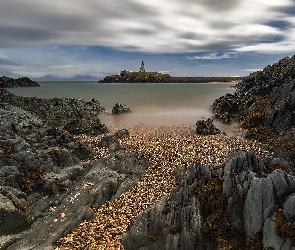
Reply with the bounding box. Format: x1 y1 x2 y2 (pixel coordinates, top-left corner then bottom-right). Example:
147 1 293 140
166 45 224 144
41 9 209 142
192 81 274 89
112 103 132 114
196 118 221 135
122 151 295 249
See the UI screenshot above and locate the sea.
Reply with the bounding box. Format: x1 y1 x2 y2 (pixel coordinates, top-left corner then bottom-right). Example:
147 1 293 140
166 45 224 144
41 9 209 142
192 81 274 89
9 81 234 128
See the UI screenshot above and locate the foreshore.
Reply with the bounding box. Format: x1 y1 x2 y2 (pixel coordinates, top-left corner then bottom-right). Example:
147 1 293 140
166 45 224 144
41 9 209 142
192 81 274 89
57 123 270 249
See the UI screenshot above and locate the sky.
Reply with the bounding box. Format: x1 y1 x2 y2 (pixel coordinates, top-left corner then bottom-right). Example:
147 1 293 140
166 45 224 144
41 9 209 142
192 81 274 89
0 0 295 80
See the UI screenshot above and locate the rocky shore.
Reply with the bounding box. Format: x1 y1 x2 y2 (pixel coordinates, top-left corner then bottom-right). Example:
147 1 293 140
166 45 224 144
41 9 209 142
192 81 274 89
0 89 148 249
1 55 295 250
0 76 40 88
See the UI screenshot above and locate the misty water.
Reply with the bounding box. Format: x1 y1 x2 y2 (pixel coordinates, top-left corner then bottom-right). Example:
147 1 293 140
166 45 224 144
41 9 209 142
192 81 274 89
9 81 234 127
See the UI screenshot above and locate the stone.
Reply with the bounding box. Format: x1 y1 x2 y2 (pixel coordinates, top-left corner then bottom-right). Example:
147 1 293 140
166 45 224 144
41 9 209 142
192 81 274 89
112 103 132 114
195 118 221 135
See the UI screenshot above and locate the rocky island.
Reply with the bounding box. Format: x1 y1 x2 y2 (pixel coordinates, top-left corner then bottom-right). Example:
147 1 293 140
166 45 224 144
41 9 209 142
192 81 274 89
0 76 40 88
1 55 295 249
98 61 244 83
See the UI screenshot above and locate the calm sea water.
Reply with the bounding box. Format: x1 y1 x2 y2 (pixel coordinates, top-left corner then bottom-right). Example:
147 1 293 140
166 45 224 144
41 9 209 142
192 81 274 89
9 81 234 127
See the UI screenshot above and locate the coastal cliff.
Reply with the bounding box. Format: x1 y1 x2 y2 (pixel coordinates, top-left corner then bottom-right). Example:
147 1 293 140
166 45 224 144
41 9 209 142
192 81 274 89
0 76 40 88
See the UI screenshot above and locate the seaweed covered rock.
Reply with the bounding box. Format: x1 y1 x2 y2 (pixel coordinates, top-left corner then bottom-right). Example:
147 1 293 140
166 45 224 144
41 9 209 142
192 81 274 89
112 103 132 114
196 118 221 135
211 55 295 134
122 151 295 249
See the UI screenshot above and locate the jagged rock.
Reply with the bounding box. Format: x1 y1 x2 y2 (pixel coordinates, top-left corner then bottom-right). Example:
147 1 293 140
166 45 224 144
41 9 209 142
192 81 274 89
98 135 124 152
98 130 129 153
112 103 132 114
122 151 295 249
195 118 221 135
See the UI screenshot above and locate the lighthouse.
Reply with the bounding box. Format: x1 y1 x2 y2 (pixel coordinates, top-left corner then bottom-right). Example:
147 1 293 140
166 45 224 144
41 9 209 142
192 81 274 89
139 61 145 72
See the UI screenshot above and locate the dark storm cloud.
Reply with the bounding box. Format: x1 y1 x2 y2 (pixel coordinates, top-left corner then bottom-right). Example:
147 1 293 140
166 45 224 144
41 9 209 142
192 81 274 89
0 0 294 53
0 26 58 47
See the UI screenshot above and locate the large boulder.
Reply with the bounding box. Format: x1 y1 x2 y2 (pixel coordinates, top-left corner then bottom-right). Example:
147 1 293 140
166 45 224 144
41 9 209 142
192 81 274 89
112 103 132 114
196 118 221 135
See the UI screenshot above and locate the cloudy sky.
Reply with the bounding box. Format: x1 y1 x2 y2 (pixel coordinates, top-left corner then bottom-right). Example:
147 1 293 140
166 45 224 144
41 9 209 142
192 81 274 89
0 0 295 80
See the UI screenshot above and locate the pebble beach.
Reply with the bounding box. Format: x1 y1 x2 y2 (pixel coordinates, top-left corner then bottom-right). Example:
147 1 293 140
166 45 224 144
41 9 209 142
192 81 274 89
57 123 271 249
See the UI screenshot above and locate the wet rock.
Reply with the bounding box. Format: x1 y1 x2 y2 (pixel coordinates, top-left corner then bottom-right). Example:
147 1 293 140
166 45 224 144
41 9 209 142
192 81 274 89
195 118 221 135
112 103 132 114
